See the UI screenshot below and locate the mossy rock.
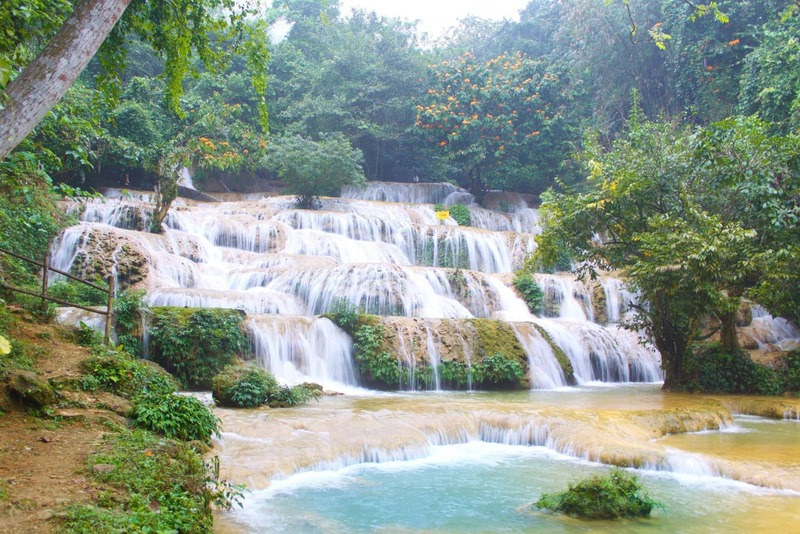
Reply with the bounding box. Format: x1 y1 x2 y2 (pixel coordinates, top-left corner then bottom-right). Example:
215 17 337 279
7 370 57 407
591 282 608 325
469 319 529 389
470 319 527 361
535 468 661 519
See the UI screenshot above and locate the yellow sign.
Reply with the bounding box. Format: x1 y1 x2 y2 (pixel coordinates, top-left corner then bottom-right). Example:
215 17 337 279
435 210 450 220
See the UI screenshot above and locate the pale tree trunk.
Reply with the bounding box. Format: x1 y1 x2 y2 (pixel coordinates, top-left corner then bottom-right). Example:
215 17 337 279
0 0 132 161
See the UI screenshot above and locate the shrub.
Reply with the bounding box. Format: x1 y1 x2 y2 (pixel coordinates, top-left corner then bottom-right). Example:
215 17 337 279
47 279 109 307
0 162 68 294
81 348 178 399
448 203 472 226
782 349 800 394
536 468 661 519
438 359 471 389
129 391 220 444
473 352 526 389
213 364 323 408
149 307 247 389
328 298 361 335
113 290 149 356
353 324 399 388
212 364 277 408
268 384 311 408
513 271 544 315
692 343 783 395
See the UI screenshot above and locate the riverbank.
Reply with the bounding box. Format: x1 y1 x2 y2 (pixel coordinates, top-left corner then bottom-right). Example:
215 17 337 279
0 309 225 533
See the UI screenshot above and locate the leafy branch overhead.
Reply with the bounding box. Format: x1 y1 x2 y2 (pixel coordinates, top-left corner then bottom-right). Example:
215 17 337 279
0 0 270 161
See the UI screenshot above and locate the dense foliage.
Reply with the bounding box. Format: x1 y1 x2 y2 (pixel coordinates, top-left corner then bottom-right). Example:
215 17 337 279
211 363 321 408
415 51 573 198
81 348 178 399
353 322 399 388
536 468 661 519
5 0 799 204
448 204 472 227
267 133 365 208
81 343 221 443
513 271 544 315
148 307 248 389
690 343 800 396
473 352 527 389
129 390 220 443
0 161 70 296
212 364 279 408
535 108 800 389
111 289 149 356
47 279 108 307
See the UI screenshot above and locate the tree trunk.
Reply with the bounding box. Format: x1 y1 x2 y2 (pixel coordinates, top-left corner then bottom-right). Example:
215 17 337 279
0 0 133 161
468 166 487 204
717 310 740 353
649 294 690 390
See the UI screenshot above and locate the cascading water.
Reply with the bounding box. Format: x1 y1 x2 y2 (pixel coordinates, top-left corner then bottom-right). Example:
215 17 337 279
52 183 666 390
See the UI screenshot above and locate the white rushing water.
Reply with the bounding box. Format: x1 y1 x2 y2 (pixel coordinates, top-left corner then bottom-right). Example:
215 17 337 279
50 183 673 389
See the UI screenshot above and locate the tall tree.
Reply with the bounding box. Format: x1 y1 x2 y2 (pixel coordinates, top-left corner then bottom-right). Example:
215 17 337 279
536 109 800 389
269 6 426 181
0 0 268 161
415 51 573 199
0 0 132 160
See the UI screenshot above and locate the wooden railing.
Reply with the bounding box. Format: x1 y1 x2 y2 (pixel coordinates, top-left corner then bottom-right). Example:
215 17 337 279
0 247 115 344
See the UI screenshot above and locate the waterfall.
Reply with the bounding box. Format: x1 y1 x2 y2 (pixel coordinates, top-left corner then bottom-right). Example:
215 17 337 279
51 182 665 388
342 181 464 204
247 315 357 389
536 274 594 321
600 277 638 323
748 305 800 349
511 323 568 389
424 325 442 390
535 319 662 383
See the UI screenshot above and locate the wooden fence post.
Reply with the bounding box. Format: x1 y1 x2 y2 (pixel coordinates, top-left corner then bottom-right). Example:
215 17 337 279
41 252 50 314
104 275 115 345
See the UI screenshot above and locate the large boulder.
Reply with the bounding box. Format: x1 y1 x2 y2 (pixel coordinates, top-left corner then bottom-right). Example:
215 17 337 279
6 370 57 408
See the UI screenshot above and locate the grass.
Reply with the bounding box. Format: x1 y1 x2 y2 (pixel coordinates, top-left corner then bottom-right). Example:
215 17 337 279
60 429 244 533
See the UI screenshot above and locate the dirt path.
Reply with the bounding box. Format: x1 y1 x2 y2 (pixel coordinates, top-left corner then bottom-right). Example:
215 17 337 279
0 313 123 533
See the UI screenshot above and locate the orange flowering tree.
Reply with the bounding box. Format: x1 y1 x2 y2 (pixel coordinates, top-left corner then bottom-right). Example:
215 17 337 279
183 91 269 181
415 51 571 200
183 93 267 189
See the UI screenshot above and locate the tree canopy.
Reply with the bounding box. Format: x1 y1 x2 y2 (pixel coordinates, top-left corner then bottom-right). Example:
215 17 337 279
535 108 800 388
415 51 574 200
0 0 269 161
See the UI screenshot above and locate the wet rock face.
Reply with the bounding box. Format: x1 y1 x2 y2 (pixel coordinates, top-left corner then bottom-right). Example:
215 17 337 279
592 282 608 325
71 232 149 291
